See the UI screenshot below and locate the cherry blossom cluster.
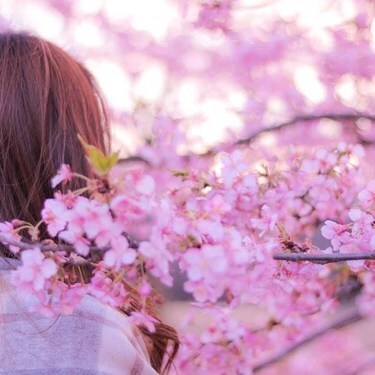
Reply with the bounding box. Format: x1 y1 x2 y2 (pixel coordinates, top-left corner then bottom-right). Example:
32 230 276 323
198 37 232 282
175 307 254 375
0 140 368 372
141 143 366 371
2 162 159 330
320 179 375 318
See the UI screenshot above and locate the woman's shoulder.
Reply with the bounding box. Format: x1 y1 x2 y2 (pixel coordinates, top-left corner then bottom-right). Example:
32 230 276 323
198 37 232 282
0 268 157 375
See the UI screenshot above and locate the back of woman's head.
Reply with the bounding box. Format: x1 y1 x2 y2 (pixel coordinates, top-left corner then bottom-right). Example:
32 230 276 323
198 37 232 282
0 32 109 224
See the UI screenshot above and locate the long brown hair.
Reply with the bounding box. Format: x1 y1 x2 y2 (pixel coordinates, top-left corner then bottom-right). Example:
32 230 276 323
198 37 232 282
0 32 109 223
0 32 178 373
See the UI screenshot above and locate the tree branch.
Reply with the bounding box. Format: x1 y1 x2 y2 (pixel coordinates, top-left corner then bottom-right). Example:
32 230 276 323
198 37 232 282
0 235 77 253
273 252 375 264
236 113 375 146
0 233 139 255
253 308 362 372
117 112 375 163
0 235 103 266
118 155 150 164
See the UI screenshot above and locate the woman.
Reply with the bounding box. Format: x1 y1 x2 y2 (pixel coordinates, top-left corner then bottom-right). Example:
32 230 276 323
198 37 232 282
0 32 178 374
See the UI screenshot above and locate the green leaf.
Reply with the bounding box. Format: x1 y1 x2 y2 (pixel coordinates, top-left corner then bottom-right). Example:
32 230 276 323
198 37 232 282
78 134 119 176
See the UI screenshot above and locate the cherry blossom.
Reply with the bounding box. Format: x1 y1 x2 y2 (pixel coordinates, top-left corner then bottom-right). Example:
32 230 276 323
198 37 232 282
11 248 58 295
51 164 73 188
128 311 159 333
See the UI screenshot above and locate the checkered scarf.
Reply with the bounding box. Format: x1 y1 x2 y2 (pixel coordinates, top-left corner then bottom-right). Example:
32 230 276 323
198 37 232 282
0 259 158 375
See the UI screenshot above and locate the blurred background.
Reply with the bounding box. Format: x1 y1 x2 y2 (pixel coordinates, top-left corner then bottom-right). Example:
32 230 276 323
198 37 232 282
1 0 373 157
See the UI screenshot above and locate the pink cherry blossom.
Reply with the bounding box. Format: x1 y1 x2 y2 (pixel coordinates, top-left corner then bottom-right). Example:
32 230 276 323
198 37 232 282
321 221 350 251
138 241 173 286
59 229 90 256
0 221 21 253
104 235 137 270
31 282 87 318
251 205 277 237
51 164 73 188
11 248 58 295
220 150 248 188
183 244 227 282
89 265 129 308
128 311 158 333
42 199 68 237
358 180 375 208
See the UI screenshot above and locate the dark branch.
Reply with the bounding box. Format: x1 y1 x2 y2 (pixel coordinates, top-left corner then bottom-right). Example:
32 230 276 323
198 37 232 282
0 233 139 255
236 113 375 146
0 235 77 253
118 155 150 164
253 308 362 372
273 252 375 264
117 112 375 162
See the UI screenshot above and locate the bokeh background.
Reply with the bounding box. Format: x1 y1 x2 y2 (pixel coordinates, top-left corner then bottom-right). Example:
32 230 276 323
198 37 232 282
1 0 372 156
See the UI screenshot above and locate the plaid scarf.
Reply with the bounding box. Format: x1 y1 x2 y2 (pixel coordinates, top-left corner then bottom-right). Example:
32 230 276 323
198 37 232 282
0 259 158 375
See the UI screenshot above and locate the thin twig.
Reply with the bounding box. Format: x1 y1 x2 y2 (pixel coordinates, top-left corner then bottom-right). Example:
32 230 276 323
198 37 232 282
236 113 375 146
253 308 362 372
118 155 150 164
117 112 375 162
0 233 139 254
273 252 375 264
0 235 77 252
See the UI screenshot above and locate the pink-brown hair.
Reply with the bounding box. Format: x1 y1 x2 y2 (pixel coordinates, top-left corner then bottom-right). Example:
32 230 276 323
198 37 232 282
0 32 109 224
0 32 178 373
